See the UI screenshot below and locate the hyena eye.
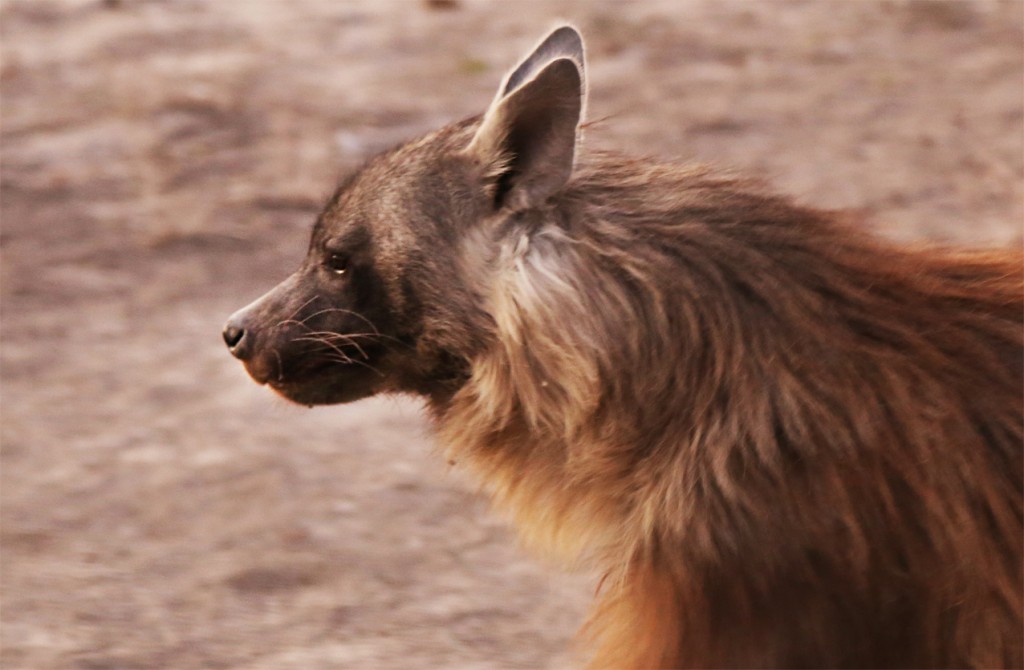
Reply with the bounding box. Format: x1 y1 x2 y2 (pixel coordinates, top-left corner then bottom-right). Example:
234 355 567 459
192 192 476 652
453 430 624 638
324 253 348 276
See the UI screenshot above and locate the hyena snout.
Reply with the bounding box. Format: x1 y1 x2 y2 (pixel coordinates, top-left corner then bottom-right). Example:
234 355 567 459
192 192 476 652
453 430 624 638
222 299 284 386
223 299 261 361
223 272 301 364
222 282 288 383
223 271 392 405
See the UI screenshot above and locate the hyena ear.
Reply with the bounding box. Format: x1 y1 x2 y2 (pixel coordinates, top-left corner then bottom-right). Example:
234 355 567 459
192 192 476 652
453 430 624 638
500 25 585 98
466 25 586 211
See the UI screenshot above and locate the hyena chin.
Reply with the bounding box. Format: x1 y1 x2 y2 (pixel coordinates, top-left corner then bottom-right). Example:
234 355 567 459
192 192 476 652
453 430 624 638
224 25 1023 670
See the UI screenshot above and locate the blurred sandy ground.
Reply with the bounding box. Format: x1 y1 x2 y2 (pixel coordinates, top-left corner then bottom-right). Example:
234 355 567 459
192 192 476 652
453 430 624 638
1 1 1021 668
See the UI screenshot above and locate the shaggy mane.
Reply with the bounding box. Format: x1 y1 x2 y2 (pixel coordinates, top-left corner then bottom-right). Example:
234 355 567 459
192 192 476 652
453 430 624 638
435 151 1023 668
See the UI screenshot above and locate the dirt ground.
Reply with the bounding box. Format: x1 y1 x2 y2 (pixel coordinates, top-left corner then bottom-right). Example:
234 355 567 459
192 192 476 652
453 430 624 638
1 1 1021 668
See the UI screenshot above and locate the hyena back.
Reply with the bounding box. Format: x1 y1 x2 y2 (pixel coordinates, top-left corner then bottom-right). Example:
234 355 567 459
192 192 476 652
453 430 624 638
224 26 1023 669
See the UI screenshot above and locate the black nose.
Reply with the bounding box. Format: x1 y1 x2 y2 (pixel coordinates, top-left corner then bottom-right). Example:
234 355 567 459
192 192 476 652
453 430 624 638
222 322 248 358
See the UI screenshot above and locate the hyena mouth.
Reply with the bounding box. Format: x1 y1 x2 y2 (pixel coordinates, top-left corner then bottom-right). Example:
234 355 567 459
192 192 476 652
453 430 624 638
253 341 388 406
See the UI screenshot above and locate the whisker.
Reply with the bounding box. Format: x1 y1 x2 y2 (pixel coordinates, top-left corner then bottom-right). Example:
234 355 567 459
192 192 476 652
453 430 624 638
293 333 356 364
288 325 412 350
275 296 318 331
293 336 363 361
298 307 382 334
272 349 284 382
316 349 385 377
287 330 387 377
345 357 386 378
293 331 379 359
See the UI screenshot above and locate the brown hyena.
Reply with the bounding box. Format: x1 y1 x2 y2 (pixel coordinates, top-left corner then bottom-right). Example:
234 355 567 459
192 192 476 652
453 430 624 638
224 26 1023 669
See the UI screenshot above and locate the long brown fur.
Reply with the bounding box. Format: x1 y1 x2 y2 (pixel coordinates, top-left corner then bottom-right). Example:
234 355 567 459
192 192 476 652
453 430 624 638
434 156 1023 668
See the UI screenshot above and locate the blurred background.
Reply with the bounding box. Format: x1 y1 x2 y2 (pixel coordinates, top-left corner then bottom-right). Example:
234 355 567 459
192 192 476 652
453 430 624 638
1 1 1021 668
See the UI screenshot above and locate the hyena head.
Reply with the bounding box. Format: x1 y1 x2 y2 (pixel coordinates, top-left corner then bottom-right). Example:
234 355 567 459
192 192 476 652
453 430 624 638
224 26 585 406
